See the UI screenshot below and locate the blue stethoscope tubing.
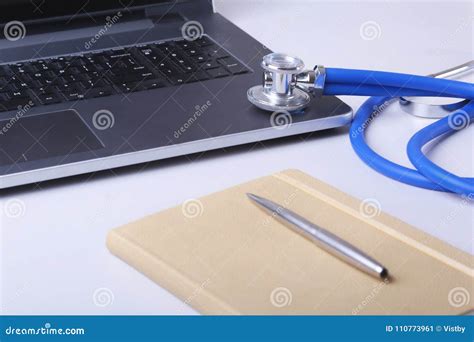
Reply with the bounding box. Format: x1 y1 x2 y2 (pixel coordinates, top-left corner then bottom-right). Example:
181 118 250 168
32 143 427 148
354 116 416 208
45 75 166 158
321 68 474 196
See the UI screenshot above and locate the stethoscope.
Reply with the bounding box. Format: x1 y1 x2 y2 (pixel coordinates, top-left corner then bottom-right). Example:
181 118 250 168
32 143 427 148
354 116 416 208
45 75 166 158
248 53 474 196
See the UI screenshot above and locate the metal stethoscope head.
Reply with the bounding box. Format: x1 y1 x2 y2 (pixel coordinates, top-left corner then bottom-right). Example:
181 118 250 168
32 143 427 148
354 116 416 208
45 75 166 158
247 53 326 112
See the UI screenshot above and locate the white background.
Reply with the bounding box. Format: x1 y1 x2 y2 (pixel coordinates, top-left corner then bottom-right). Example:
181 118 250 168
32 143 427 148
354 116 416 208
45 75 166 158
1 0 473 315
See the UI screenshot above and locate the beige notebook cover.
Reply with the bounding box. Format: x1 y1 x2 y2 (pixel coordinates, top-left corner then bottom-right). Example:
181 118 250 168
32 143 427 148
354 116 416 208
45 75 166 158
107 169 473 315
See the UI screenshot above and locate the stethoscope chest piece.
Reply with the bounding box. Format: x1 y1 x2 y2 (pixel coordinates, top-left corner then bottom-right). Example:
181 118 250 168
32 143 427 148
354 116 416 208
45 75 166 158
247 53 311 112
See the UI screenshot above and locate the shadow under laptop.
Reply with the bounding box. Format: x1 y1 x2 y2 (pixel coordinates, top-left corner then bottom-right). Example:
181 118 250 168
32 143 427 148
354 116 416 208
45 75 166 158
1 126 349 195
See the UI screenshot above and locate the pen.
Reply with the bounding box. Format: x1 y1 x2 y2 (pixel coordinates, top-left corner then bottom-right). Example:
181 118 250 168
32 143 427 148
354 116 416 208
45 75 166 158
247 193 389 279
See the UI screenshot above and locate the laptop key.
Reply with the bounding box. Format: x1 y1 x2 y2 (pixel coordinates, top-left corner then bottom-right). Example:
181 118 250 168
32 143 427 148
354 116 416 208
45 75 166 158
218 57 248 75
85 86 116 98
0 66 11 77
206 67 230 78
175 40 197 50
167 75 186 85
140 79 166 90
117 82 143 93
186 70 210 83
194 37 214 47
201 60 221 70
63 91 86 101
38 93 62 105
0 77 9 88
0 97 34 111
191 55 208 64
33 85 58 95
206 48 229 59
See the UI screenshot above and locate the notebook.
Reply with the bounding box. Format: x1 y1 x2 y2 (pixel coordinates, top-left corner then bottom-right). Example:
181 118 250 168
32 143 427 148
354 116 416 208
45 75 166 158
107 169 473 314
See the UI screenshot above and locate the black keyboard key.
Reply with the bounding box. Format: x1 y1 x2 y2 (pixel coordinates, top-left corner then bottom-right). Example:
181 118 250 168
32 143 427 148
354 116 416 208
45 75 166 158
110 73 140 84
87 54 109 64
201 60 221 70
0 66 11 77
206 48 229 59
191 55 208 64
143 54 164 64
78 73 92 82
154 42 175 54
49 61 65 70
33 85 58 95
109 49 132 60
140 79 166 90
185 48 200 57
167 75 186 85
66 67 81 75
175 40 197 50
52 77 68 86
38 93 61 105
0 97 34 111
85 86 115 98
186 70 210 83
86 78 108 88
6 90 29 98
71 58 87 67
117 82 143 93
194 37 214 47
0 77 9 88
138 47 154 56
24 64 40 73
64 74 81 83
206 67 229 79
62 90 86 101
157 62 180 77
58 82 85 98
218 57 248 75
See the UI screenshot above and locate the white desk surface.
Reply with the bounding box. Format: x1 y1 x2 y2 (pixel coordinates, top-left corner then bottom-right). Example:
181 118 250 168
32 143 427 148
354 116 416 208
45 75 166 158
1 1 473 315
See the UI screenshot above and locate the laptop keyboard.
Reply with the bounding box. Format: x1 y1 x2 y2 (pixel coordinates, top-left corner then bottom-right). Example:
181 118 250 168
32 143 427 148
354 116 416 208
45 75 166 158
0 36 250 112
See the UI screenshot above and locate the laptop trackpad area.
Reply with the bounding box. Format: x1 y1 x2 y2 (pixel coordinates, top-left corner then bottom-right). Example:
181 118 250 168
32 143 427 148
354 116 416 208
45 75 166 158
0 110 103 167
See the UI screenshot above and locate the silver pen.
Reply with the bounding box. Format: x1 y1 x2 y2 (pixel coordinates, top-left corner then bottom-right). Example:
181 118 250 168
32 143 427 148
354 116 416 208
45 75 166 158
247 193 389 279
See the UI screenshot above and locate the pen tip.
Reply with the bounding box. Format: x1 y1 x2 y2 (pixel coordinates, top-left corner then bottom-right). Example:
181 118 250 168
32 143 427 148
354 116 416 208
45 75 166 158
246 193 257 200
380 268 389 279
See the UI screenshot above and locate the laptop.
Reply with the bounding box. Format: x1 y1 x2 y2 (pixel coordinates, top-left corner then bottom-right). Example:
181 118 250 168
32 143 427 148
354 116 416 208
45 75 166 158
0 0 352 189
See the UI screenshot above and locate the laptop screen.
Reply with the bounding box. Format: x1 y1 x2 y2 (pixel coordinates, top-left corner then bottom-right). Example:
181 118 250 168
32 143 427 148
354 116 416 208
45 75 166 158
0 0 174 23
